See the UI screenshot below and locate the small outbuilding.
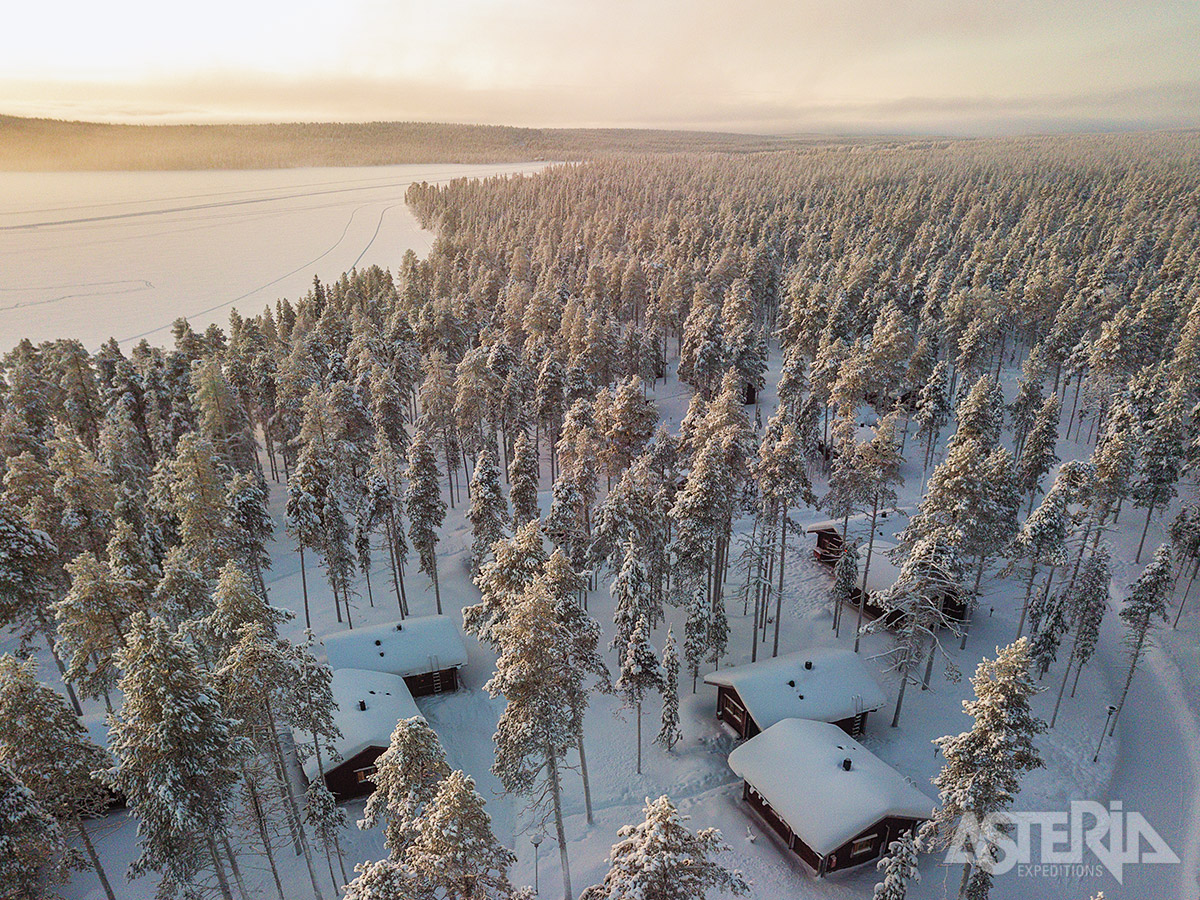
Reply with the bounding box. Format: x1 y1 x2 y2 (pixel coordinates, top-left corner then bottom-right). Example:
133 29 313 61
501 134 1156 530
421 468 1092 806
322 615 469 697
703 647 885 739
727 719 933 876
803 508 910 565
301 668 421 799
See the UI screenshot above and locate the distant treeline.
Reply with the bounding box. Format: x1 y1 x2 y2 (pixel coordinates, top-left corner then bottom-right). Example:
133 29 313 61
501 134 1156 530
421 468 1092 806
0 115 802 170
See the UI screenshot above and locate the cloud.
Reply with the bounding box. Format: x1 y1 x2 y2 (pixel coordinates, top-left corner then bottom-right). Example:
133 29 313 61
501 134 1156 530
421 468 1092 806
1 0 1198 133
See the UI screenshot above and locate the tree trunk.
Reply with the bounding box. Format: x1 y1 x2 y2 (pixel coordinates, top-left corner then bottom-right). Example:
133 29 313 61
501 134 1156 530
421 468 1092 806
958 555 987 651
854 496 880 653
265 695 324 900
635 700 643 774
40 621 82 716
547 749 572 900
206 834 235 900
298 544 311 631
221 833 250 900
891 658 912 728
1016 562 1039 638
1111 627 1149 734
772 512 786 658
1135 502 1155 565
577 733 594 826
432 564 442 615
1173 559 1199 629
1050 649 1074 728
76 820 117 900
246 777 286 900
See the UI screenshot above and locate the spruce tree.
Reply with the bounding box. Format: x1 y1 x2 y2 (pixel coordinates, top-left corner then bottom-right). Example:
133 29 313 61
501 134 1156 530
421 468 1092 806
508 429 541 528
924 639 1045 900
358 716 451 856
1112 544 1173 730
617 616 664 775
656 628 683 752
406 426 447 614
0 763 70 900
0 655 116 900
464 520 548 649
468 447 508 578
405 770 516 900
579 795 748 900
873 831 920 900
1015 395 1061 510
104 613 245 897
52 550 132 707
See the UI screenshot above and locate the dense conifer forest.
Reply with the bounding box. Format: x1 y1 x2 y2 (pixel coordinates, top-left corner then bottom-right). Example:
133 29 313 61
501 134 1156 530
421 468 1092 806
3 131 1199 899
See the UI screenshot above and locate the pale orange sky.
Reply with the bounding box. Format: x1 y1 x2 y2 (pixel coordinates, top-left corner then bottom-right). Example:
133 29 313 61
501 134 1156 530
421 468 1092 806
3 0 1199 133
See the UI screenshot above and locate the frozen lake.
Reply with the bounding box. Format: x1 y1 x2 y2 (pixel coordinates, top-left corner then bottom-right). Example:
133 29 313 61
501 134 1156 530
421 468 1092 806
0 162 544 350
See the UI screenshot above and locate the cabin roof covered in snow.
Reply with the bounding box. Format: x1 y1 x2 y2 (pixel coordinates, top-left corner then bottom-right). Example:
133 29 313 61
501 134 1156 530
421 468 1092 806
703 647 885 727
727 719 934 855
862 541 902 596
301 668 421 782
322 615 469 678
803 507 910 538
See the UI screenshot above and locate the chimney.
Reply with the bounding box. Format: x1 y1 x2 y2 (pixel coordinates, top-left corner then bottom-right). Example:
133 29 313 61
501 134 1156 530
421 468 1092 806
842 758 852 771
804 660 813 670
358 700 367 711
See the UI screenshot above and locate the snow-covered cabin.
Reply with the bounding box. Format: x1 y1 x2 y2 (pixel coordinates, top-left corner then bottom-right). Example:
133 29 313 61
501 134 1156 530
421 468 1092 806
803 508 910 564
302 668 421 798
703 647 885 738
727 719 933 876
322 615 469 697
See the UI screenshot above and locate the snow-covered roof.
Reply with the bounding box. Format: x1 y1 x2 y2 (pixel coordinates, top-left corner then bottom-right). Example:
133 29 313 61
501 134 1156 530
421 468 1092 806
727 719 934 856
703 647 885 727
301 668 421 782
803 507 910 538
861 541 902 596
322 615 469 678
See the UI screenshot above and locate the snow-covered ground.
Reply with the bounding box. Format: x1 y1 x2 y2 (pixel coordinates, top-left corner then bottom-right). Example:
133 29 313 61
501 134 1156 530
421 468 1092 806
0 163 543 350
7 165 1198 900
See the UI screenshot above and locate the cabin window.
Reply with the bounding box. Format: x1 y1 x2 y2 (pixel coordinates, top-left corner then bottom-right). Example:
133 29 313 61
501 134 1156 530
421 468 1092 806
850 835 877 857
354 766 377 784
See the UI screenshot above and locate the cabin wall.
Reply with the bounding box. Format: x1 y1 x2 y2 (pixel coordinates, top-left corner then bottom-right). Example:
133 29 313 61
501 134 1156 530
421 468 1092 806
716 686 758 739
402 667 459 697
824 816 924 874
323 746 389 799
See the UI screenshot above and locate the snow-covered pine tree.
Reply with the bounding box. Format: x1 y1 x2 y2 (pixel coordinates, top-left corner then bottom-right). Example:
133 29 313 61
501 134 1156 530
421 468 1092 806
1111 543 1173 730
873 830 920 900
468 447 508 578
870 532 965 726
579 795 748 900
463 520 547 649
852 412 904 651
151 546 213 626
52 550 132 708
1015 395 1061 511
683 587 711 693
104 612 245 898
678 285 727 398
0 762 70 899
617 616 664 775
359 716 451 855
1048 545 1111 727
156 431 233 576
1170 503 1200 628
1008 345 1048 457
831 541 861 633
603 375 657 479
508 429 541 529
951 374 1004 451
48 423 116 558
406 425 447 614
1131 391 1187 563
610 537 658 664
655 627 683 752
924 639 1045 900
0 654 116 900
1010 479 1071 637
226 472 273 596
485 572 579 900
914 359 951 475
305 779 349 892
405 769 516 900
